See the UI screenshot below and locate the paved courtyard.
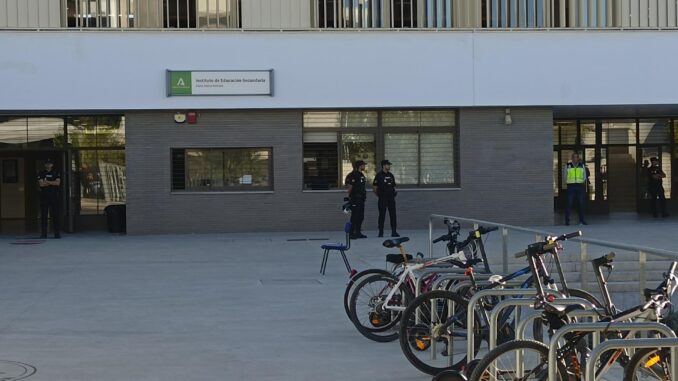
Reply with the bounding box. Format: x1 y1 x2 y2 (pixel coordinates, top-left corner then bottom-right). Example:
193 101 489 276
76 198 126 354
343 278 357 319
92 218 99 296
0 215 676 381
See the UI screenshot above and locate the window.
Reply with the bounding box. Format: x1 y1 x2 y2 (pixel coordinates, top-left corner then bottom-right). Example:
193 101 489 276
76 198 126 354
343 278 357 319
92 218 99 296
171 148 272 191
0 117 66 148
303 110 457 189
68 116 126 215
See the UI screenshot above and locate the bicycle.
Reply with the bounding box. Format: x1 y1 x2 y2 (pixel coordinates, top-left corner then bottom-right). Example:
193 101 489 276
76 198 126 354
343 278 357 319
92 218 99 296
398 231 602 376
342 219 468 322
348 224 498 343
468 242 678 381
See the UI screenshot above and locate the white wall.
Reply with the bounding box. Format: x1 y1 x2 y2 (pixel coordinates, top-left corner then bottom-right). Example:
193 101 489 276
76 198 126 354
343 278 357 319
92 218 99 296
1 30 678 111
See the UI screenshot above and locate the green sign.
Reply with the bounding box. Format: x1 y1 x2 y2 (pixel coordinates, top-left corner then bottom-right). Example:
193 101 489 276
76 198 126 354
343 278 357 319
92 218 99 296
168 71 192 96
166 70 273 96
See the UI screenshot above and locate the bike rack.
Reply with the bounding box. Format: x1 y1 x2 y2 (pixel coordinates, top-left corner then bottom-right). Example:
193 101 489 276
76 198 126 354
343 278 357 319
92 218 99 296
547 322 677 381
515 308 604 345
431 276 526 294
487 297 597 351
414 270 493 297
466 289 542 362
585 338 678 381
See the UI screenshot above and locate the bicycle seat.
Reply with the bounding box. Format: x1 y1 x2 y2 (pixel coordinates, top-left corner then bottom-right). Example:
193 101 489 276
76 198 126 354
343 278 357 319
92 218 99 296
644 288 663 300
382 237 410 248
544 301 586 318
386 254 413 264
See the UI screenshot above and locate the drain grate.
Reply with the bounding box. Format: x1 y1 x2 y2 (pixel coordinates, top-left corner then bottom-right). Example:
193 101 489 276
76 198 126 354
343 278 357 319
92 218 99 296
10 241 44 245
260 278 322 286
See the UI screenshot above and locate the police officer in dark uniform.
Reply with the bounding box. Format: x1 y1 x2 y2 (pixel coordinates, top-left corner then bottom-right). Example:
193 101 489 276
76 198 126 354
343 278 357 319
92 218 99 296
373 159 399 238
37 159 61 238
646 157 669 218
345 160 367 239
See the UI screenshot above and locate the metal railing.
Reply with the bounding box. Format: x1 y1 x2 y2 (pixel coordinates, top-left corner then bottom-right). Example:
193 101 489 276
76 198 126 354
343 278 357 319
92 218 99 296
428 214 678 301
3 0 678 30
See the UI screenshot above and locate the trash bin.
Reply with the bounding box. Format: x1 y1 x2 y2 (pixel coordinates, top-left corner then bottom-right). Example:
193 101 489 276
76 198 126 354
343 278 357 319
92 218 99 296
104 204 126 233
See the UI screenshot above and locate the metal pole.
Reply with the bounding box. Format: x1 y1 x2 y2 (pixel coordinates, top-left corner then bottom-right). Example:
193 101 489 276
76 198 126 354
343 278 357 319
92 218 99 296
502 227 509 274
549 322 676 381
639 250 647 302
580 241 588 291
585 338 678 381
428 215 433 258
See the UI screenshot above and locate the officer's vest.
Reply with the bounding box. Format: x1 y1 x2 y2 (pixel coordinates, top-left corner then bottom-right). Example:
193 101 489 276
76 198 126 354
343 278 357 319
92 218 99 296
566 163 586 184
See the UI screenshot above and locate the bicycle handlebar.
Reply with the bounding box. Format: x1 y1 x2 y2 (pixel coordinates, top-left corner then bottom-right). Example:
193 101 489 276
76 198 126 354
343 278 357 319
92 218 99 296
432 225 497 244
513 232 580 259
591 252 615 267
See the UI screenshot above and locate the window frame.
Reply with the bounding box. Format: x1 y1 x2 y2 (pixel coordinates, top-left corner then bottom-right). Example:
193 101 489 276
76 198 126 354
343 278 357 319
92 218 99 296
302 109 459 191
170 147 274 193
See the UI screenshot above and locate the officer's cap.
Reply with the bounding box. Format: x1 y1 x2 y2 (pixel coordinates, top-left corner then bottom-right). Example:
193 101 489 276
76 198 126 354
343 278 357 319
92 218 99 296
353 160 367 168
381 159 392 167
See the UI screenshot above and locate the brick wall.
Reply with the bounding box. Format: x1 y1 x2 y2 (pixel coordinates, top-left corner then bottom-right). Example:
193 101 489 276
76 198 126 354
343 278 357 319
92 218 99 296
126 108 554 233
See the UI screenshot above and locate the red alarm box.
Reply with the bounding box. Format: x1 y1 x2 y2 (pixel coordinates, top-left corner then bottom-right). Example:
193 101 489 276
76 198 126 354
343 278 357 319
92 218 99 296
187 111 198 124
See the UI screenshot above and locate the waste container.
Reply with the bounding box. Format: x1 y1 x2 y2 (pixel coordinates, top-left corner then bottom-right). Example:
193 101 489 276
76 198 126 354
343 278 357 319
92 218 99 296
104 204 126 233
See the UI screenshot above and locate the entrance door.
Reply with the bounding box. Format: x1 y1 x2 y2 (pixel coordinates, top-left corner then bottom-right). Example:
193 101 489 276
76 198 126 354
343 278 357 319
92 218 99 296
0 158 26 233
606 145 637 212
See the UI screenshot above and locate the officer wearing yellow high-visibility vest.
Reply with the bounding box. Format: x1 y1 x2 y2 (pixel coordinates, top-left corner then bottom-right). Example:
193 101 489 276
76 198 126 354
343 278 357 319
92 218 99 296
564 153 590 226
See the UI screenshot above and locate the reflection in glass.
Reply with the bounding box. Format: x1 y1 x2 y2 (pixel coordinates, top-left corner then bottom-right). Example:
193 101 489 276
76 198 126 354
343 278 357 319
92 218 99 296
27 117 65 148
0 117 28 147
303 111 378 128
638 120 670 144
553 151 559 195
580 122 596 145
602 120 636 145
385 133 418 185
67 116 98 147
73 149 126 215
556 121 577 145
182 148 271 191
96 116 126 147
68 116 125 148
98 150 126 209
341 134 376 182
584 148 596 200
382 110 455 127
420 133 454 184
600 148 608 200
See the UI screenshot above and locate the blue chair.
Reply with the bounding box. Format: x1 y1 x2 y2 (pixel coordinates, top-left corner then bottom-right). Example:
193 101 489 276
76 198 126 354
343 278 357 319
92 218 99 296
320 221 352 275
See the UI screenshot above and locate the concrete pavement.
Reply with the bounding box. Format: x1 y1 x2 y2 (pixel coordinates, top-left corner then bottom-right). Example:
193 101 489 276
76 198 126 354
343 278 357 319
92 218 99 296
0 216 676 380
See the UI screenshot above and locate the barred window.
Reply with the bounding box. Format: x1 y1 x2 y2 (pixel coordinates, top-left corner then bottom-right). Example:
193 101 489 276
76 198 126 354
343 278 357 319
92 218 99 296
171 148 272 191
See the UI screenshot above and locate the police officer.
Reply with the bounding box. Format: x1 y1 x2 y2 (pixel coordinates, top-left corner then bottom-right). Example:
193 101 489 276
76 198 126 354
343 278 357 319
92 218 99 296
564 152 589 226
373 159 399 238
345 160 367 239
37 158 61 239
646 157 669 218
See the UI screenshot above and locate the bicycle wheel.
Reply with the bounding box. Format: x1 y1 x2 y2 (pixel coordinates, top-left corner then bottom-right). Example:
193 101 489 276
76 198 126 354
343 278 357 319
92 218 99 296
624 348 671 381
399 290 481 375
343 268 392 320
469 339 568 381
348 274 412 342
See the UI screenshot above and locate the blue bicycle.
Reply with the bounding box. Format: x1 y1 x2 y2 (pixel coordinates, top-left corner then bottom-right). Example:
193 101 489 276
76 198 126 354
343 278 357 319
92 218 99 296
398 231 603 376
